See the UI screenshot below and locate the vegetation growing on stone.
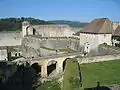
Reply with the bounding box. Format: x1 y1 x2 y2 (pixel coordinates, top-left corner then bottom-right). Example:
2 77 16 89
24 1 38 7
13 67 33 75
112 36 120 41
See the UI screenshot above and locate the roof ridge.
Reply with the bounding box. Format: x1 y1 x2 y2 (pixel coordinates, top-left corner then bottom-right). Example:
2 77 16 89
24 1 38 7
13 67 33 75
98 18 107 33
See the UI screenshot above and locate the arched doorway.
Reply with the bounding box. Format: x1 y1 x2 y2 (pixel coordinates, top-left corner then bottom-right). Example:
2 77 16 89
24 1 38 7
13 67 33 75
33 28 36 35
31 63 41 76
63 58 71 71
47 60 57 76
26 27 29 35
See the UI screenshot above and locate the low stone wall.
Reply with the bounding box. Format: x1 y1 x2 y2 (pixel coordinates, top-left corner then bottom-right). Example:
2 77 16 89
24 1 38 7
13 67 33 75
21 45 64 57
98 46 120 54
88 45 120 56
77 53 120 64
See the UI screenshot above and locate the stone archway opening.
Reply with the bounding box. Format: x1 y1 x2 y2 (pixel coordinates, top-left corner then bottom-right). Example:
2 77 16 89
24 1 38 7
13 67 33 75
33 28 36 35
31 63 41 76
47 60 57 76
26 27 29 35
63 58 71 71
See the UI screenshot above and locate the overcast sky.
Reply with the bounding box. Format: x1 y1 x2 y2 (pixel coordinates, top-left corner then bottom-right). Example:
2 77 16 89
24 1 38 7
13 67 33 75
0 0 120 22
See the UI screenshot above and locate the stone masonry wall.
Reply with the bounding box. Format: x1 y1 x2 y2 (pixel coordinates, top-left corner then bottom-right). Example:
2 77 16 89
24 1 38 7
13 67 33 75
88 45 120 56
21 45 58 57
77 53 120 64
0 32 22 46
22 37 81 51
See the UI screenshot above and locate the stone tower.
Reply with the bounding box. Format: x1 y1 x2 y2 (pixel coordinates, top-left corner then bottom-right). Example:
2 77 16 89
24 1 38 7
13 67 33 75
22 21 30 37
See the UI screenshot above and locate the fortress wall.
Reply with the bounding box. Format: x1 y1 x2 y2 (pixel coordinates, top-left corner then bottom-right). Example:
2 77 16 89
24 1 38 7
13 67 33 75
87 45 120 56
21 45 58 57
0 32 22 46
40 48 57 56
21 45 40 57
22 37 81 51
32 25 74 37
77 53 120 64
97 46 120 54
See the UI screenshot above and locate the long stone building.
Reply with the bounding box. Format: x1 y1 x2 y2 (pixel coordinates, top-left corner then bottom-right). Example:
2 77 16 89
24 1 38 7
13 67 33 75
22 21 74 37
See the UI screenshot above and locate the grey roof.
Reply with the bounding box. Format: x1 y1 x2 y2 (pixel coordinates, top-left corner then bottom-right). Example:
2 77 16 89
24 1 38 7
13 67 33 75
78 18 113 34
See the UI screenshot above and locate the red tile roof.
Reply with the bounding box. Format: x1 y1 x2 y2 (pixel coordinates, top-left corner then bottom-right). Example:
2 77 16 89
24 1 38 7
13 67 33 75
81 18 113 34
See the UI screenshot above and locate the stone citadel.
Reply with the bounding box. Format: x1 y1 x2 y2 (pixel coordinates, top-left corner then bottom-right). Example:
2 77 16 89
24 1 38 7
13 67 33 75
0 18 120 79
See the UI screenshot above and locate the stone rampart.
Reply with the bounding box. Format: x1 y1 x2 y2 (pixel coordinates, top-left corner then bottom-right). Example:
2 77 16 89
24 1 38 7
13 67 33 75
77 53 120 64
0 32 22 46
88 44 120 56
22 37 82 51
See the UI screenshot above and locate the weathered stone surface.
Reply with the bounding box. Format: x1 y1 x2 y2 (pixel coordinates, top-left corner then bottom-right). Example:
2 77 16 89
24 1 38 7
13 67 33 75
77 53 120 64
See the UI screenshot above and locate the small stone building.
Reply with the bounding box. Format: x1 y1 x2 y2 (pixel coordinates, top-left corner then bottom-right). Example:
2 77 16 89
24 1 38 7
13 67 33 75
22 21 74 37
78 18 113 52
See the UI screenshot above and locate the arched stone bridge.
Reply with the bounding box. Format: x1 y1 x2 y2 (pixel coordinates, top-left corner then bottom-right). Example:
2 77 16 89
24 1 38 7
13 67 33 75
14 52 82 78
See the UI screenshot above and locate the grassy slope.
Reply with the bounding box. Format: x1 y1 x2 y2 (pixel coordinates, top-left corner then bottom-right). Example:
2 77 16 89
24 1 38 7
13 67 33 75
80 59 120 88
36 82 60 90
62 59 80 90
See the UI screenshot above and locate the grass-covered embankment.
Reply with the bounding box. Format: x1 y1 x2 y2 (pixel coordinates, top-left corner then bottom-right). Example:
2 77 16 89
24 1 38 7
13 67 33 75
62 58 81 90
35 81 60 90
80 59 120 88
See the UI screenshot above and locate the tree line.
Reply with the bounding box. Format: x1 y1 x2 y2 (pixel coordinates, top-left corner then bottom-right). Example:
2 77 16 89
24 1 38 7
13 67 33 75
0 17 53 31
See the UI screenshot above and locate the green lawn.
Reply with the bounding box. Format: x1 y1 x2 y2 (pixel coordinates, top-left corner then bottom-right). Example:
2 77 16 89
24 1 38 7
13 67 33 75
35 81 60 90
62 59 80 90
80 59 120 88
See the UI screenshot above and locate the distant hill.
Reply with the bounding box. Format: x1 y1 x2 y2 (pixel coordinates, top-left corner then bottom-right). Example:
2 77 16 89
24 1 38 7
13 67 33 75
48 20 89 28
0 17 53 31
0 18 89 31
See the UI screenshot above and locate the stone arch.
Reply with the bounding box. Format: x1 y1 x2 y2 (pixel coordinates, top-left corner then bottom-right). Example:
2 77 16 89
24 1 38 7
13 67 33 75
26 26 34 35
26 26 29 35
31 62 41 76
47 60 57 76
63 58 71 71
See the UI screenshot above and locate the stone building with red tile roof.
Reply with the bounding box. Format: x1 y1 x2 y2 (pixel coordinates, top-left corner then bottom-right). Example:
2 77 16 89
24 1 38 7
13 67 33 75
79 18 113 52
